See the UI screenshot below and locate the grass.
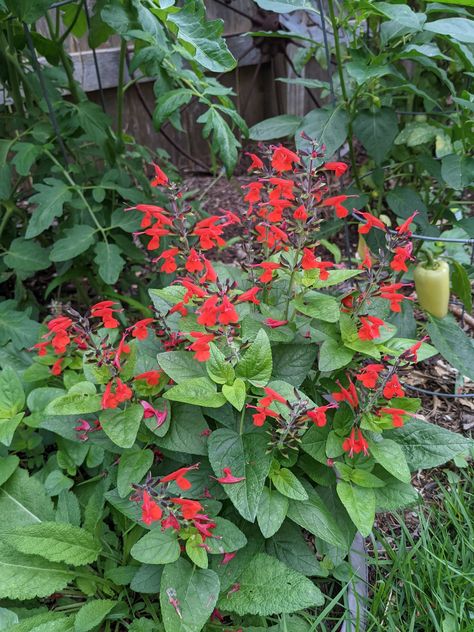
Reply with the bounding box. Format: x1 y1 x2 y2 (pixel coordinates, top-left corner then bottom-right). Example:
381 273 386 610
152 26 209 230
366 468 474 632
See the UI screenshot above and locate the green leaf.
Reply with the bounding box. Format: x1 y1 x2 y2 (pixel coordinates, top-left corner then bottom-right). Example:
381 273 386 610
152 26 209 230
249 115 302 141
272 344 317 387
441 154 474 189
164 377 226 408
0 456 19 487
208 429 272 521
25 178 72 238
154 403 209 456
236 329 272 387
257 487 289 538
167 3 236 72
301 424 330 464
297 107 348 160
206 343 235 385
287 487 346 548
199 108 240 175
117 449 154 497
0 468 55 529
426 315 474 380
0 367 24 418
353 108 398 164
266 521 327 577
93 242 125 284
186 534 208 569
49 225 96 262
219 552 323 615
157 351 206 383
318 339 354 372
385 419 473 469
368 439 411 483
45 393 102 415
0 302 40 349
374 477 419 512
74 600 117 632
4 238 51 274
0 522 100 566
0 542 75 599
336 482 375 537
205 517 247 554
271 468 308 501
253 0 317 12
153 89 194 129
425 17 474 43
160 558 220 632
222 378 246 411
293 292 339 322
130 564 162 593
5 0 53 23
131 529 181 565
451 261 472 313
100 404 144 449
395 121 438 147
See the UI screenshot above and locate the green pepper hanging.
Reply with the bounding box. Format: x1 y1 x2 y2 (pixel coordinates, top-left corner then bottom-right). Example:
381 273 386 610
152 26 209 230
414 251 450 319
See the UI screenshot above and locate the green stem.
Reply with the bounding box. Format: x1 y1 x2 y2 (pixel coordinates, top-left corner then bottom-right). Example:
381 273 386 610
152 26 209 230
0 203 15 241
327 0 361 188
45 12 81 103
116 40 127 147
239 402 246 435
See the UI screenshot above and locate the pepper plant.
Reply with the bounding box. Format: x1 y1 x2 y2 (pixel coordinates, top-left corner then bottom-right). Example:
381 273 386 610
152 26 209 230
0 144 472 630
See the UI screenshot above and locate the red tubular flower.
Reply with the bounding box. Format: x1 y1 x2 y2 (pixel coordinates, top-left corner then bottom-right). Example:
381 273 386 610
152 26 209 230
47 316 73 354
358 212 387 234
247 404 280 427
301 249 333 279
157 247 179 273
321 195 349 218
401 337 428 363
171 498 203 520
379 283 413 312
396 211 418 235
259 387 287 408
236 287 261 305
390 244 414 273
324 161 348 177
215 467 245 484
141 491 162 525
185 248 203 273
181 278 207 303
264 318 288 328
101 378 132 409
137 224 171 251
271 146 300 172
197 295 219 327
221 552 236 565
201 259 217 283
150 162 169 187
307 403 337 427
243 182 263 205
246 152 264 171
379 407 409 427
358 315 385 341
218 295 239 325
140 401 168 427
51 358 64 376
188 332 215 362
162 514 180 530
161 464 199 490
130 318 154 340
293 204 308 221
193 216 226 250
221 209 241 226
383 375 405 399
355 364 384 389
359 246 373 270
131 204 171 229
91 301 120 328
342 428 369 457
332 379 359 408
134 370 162 386
267 177 295 200
34 341 50 356
258 261 281 283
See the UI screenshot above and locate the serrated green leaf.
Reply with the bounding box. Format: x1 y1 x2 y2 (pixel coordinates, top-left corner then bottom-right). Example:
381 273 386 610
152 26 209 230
50 225 95 262
100 404 144 449
206 343 235 385
74 600 117 632
4 238 51 274
157 351 206 383
257 488 288 538
249 114 302 141
236 329 272 387
336 482 375 537
205 517 247 554
368 439 411 483
427 315 474 380
154 403 210 456
222 378 246 411
117 449 154 497
131 529 180 565
93 242 125 284
0 468 55 529
26 178 72 238
287 487 346 548
266 521 328 577
45 393 102 415
271 468 308 501
164 377 226 408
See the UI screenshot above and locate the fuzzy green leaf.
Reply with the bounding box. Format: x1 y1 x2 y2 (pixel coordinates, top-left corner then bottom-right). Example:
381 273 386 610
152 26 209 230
236 329 272 387
0 469 55 529
100 404 144 449
257 488 288 539
336 482 375 537
131 530 181 565
74 600 117 632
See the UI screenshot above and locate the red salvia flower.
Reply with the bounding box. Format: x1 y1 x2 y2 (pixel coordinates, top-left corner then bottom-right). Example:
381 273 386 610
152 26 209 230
141 491 162 525
379 407 409 428
188 332 215 362
193 216 226 250
197 295 219 327
131 318 154 340
264 318 288 328
307 403 337 427
396 211 418 236
51 357 64 376
236 287 261 305
342 428 369 457
171 498 202 520
47 316 73 354
259 386 287 408
91 301 120 328
324 161 348 177
259 261 281 283
185 248 203 273
156 247 179 273
358 315 385 341
150 163 169 187
200 259 217 284
358 212 387 234
137 224 171 251
161 464 199 491
390 244 413 272
332 379 359 408
355 364 384 389
101 378 132 409
215 468 245 484
130 204 171 229
134 370 162 386
322 195 349 218
243 182 263 205
271 146 300 172
383 375 405 399
218 295 239 325
246 152 264 171
293 204 308 221
140 401 168 427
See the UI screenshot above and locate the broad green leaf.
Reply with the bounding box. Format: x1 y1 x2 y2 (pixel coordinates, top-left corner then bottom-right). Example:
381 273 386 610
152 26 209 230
206 343 235 385
167 3 236 72
205 517 247 554
336 482 375 537
0 302 40 350
5 0 53 23
395 121 438 147
249 115 302 141
425 17 474 43
293 292 339 322
208 429 272 521
236 329 272 387
74 600 117 632
257 488 289 539
153 89 193 129
93 242 125 284
199 108 240 175
451 261 472 314
130 564 163 593
266 522 328 577
287 487 346 548
0 522 100 565
368 439 411 483
117 449 154 497
374 476 419 512
45 393 102 415
271 343 317 387
131 530 180 565
25 178 72 238
55 490 81 527
4 238 51 274
157 351 206 383
0 367 24 418
353 108 398 164
318 339 354 372
160 558 220 632
0 468 54 529
0 606 18 629
154 403 210 456
441 154 474 189
186 534 208 569
100 404 144 448
0 456 19 487
297 107 348 160
222 378 246 411
163 377 226 408
270 468 308 501
253 0 317 12
426 315 474 380
301 424 331 464
219 553 323 615
385 419 473 469
0 542 75 599
49 225 96 262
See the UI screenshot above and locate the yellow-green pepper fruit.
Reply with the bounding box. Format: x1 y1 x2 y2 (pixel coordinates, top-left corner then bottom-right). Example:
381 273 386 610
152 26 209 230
414 260 450 318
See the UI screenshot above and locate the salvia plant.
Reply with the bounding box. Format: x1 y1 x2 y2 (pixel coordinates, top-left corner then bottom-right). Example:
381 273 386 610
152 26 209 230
0 143 472 631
